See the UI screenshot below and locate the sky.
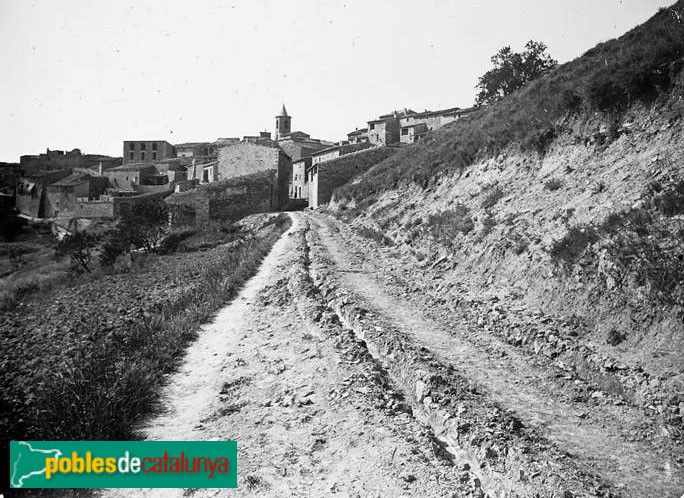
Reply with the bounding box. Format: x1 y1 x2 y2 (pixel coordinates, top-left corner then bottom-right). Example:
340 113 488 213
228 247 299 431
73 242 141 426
0 0 674 161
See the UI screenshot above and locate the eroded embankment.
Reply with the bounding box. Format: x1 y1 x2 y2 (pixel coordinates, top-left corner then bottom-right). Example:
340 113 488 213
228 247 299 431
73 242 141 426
287 215 616 498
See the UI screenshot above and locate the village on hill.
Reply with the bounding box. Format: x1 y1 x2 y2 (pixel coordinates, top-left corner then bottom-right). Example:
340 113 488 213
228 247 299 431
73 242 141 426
0 103 474 229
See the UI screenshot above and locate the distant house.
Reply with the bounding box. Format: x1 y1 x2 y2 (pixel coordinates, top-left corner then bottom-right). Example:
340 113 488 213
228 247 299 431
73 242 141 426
123 140 175 165
306 146 398 209
310 142 373 166
175 142 216 159
216 141 290 209
347 128 369 144
360 106 476 146
154 159 188 183
103 163 157 190
45 172 108 219
16 170 71 218
290 157 311 200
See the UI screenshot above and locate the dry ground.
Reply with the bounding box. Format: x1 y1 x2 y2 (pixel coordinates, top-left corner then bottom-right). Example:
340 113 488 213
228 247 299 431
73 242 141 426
93 211 682 497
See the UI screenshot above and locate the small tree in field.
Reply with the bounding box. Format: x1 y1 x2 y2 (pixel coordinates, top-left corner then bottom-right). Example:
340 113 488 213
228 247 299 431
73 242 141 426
476 40 557 106
56 231 102 272
120 199 170 253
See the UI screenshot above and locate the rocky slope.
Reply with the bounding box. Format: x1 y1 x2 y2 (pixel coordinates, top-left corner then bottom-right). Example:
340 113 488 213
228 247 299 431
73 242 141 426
327 3 684 489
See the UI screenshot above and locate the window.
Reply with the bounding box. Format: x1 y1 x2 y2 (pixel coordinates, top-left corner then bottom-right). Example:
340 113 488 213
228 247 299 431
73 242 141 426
129 143 135 151
401 128 409 135
139 142 146 150
152 151 157 160
369 123 375 130
152 142 158 151
141 151 145 161
129 152 134 160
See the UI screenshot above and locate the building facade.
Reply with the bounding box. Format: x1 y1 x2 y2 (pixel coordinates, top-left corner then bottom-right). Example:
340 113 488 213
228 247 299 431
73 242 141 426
216 141 291 209
103 164 157 190
123 140 175 164
290 157 311 200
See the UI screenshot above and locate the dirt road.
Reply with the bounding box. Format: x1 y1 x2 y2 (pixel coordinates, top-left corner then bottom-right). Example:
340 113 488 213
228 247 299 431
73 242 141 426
99 211 683 498
303 212 684 498
99 214 467 498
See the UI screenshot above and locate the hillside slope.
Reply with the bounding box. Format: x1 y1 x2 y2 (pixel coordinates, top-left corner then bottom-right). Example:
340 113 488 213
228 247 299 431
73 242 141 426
329 1 684 484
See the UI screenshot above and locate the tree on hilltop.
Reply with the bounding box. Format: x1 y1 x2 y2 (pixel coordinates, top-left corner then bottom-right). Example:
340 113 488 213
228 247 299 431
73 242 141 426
476 40 557 106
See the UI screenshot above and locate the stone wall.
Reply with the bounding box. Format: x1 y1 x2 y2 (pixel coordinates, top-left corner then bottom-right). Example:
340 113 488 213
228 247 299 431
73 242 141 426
309 146 398 208
45 181 90 218
166 170 280 226
216 142 285 180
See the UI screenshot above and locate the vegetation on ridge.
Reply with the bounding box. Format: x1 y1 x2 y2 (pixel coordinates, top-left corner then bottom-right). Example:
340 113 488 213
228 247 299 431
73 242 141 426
335 2 684 204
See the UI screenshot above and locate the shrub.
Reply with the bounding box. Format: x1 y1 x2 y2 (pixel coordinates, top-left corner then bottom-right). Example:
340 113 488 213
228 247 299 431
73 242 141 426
654 179 684 216
0 215 25 241
427 205 474 246
481 186 504 210
544 178 563 191
56 230 101 273
355 225 393 246
549 225 599 266
120 199 170 253
159 228 197 254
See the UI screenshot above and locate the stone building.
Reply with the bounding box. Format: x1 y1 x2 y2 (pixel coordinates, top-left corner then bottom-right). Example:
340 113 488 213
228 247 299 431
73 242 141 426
306 146 398 208
45 172 108 219
347 128 369 144
311 142 373 166
274 104 292 140
16 170 71 218
103 163 157 190
175 142 215 159
290 157 311 200
216 141 290 209
123 140 175 164
359 106 476 146
20 148 120 173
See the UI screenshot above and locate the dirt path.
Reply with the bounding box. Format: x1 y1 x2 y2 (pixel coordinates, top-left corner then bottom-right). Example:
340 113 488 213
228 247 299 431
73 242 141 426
99 214 467 498
303 212 684 498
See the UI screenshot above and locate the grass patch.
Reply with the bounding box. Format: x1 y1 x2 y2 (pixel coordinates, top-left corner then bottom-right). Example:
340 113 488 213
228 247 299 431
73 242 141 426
549 179 684 305
544 178 563 191
426 206 474 246
0 215 291 452
354 225 394 246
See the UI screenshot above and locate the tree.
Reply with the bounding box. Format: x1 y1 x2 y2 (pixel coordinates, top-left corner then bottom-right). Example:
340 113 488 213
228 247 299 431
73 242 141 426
56 230 102 272
119 199 170 254
476 40 557 106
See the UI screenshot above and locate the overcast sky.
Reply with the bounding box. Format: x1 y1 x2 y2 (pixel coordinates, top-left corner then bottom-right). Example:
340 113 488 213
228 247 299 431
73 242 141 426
0 0 673 161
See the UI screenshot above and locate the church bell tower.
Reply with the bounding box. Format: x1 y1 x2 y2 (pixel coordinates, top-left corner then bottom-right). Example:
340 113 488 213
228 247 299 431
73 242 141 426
275 104 291 140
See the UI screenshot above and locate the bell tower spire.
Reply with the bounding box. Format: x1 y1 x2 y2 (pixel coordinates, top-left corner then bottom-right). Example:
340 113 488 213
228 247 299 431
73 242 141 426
275 104 291 140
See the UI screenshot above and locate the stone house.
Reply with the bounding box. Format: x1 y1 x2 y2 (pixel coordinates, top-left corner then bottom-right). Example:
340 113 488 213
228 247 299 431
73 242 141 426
311 142 373 167
45 172 108 219
398 106 475 144
347 128 369 144
290 157 311 200
361 106 476 146
123 140 175 165
16 170 71 218
306 146 398 208
103 163 157 190
216 141 290 209
175 142 215 159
